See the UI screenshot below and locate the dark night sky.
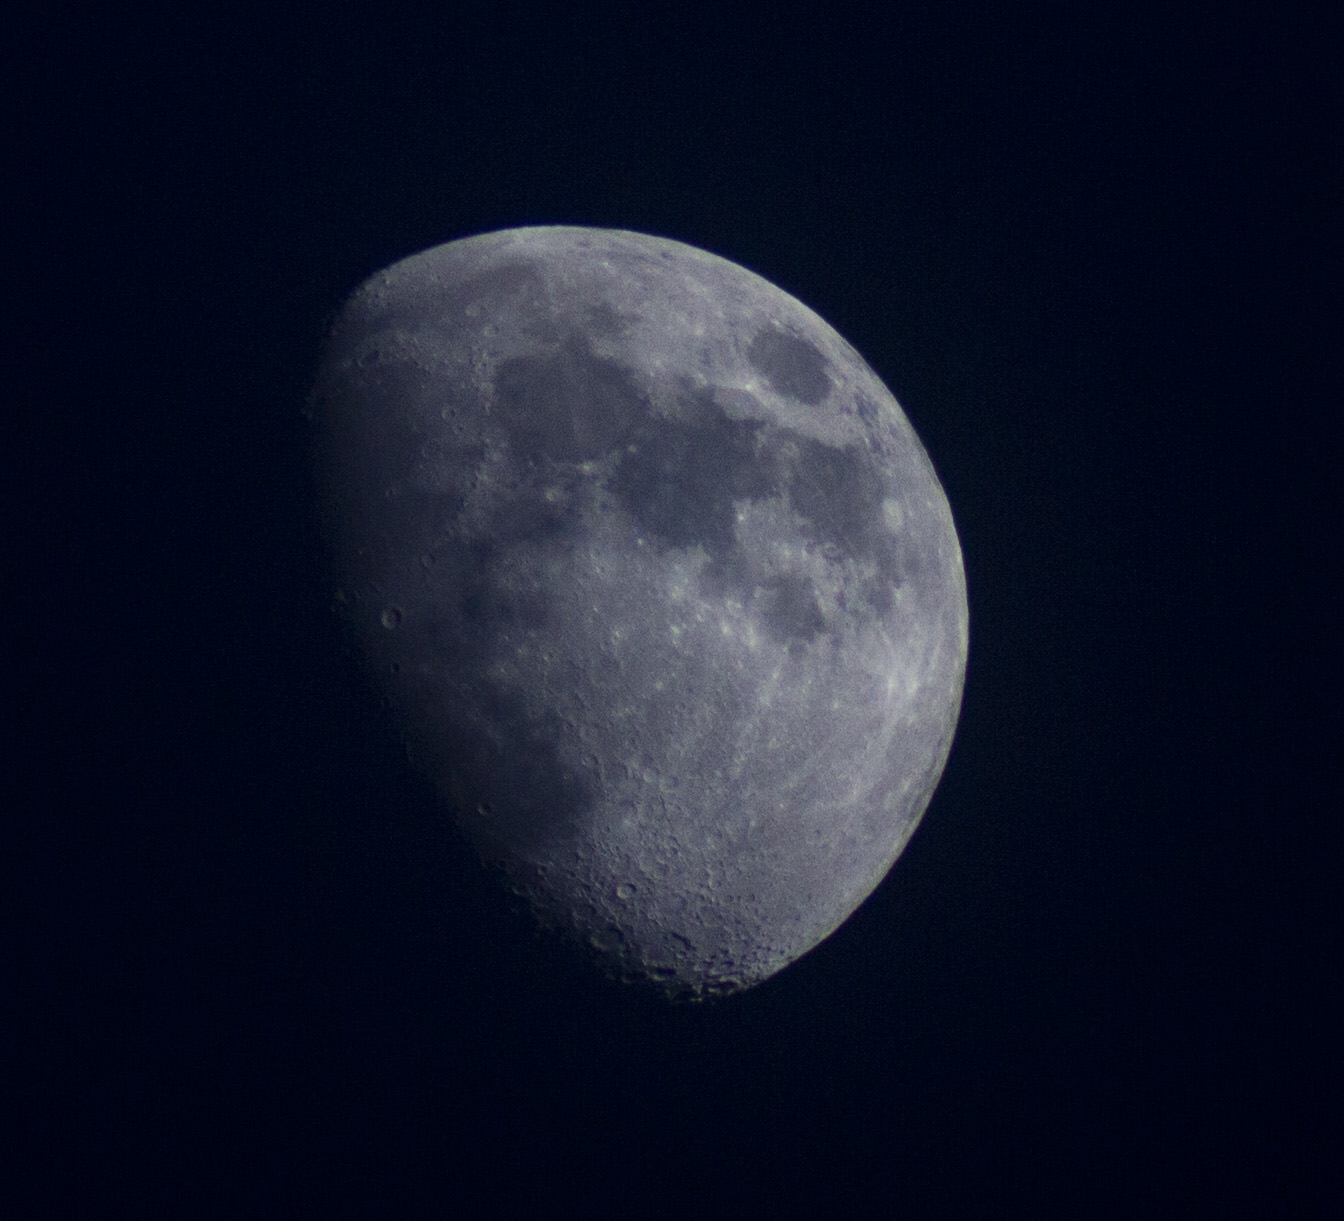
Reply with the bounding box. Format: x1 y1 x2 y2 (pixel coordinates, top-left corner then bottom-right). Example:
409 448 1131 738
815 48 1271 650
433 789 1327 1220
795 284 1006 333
14 4 1339 1213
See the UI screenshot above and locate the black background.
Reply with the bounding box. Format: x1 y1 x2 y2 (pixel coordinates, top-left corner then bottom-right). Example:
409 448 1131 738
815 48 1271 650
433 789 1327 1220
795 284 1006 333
14 4 1338 1213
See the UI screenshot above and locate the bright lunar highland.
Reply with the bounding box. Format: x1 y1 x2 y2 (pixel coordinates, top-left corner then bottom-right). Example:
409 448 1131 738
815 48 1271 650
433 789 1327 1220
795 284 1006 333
312 226 968 996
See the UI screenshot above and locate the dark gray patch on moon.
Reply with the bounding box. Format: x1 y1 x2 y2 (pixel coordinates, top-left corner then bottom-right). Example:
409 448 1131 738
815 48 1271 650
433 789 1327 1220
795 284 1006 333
436 681 592 856
494 340 638 464
312 226 968 998
370 259 546 348
747 329 833 405
757 572 827 648
606 382 907 632
609 395 774 557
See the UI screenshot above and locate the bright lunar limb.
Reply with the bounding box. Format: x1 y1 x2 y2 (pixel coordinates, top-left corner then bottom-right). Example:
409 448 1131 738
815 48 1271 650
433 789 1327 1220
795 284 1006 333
312 227 968 996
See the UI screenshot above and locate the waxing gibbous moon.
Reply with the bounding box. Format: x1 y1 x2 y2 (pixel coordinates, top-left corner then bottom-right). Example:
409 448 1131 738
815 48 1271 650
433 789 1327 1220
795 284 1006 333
312 226 968 996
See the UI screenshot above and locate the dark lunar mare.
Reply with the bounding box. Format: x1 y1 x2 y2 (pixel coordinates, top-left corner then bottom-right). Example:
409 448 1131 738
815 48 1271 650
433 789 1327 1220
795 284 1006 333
313 226 968 995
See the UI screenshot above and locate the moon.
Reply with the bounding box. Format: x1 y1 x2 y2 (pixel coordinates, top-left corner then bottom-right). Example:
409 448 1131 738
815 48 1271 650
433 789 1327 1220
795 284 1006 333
312 226 968 996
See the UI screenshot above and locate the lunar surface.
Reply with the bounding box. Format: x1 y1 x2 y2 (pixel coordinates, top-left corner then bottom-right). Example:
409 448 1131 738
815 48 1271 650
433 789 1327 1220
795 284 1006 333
312 226 968 996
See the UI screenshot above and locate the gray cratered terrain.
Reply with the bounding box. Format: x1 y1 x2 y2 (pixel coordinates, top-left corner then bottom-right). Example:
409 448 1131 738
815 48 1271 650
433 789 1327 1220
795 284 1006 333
312 226 968 996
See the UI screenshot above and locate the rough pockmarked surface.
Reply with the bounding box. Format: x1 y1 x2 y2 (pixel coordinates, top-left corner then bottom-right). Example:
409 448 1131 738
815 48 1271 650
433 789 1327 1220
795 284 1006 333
313 227 968 996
